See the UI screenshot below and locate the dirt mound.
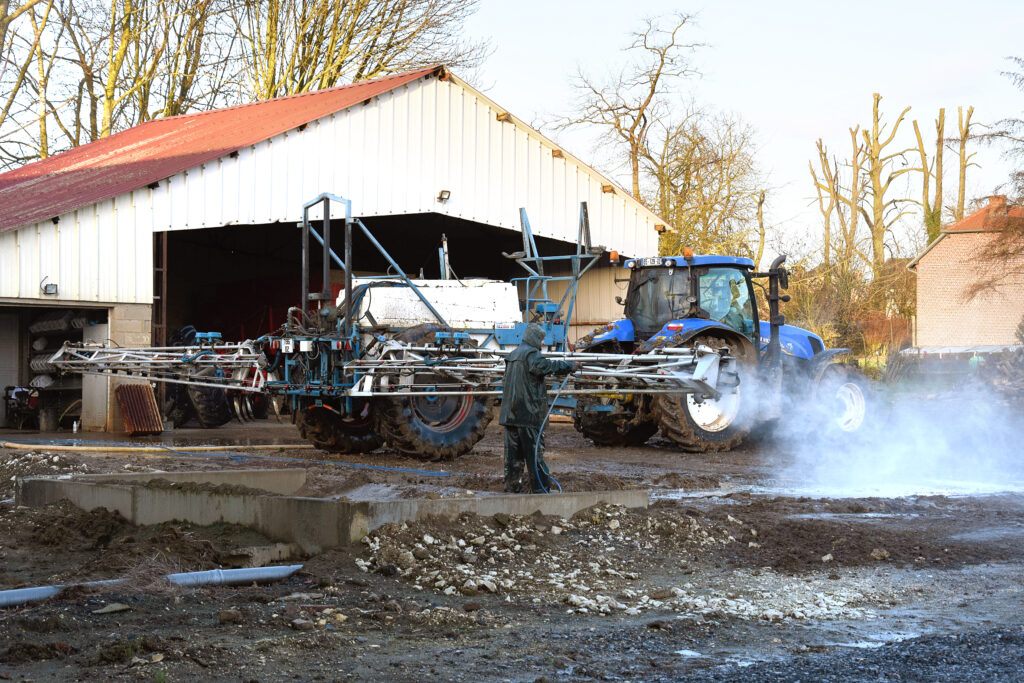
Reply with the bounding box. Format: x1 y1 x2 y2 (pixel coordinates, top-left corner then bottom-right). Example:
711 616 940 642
1 501 274 586
130 478 275 496
33 504 129 549
654 472 720 490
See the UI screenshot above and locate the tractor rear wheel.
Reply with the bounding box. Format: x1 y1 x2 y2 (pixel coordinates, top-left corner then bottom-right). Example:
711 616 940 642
374 323 494 460
574 395 658 447
650 334 755 452
295 401 383 454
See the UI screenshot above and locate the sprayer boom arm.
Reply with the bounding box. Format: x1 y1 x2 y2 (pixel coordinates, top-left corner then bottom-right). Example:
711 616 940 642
49 342 266 392
49 340 733 400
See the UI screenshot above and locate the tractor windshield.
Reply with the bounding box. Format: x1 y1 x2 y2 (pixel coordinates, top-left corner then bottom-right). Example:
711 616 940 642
625 267 691 333
698 267 756 338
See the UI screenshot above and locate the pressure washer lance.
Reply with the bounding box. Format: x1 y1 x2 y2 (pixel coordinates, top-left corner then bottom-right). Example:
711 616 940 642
532 370 576 494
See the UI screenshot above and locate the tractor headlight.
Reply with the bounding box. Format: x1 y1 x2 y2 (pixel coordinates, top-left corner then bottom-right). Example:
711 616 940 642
662 258 674 267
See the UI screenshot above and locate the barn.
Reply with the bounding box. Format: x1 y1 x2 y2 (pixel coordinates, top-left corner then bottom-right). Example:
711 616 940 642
0 66 668 431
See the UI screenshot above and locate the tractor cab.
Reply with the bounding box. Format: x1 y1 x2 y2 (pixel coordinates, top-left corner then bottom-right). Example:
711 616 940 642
622 255 758 344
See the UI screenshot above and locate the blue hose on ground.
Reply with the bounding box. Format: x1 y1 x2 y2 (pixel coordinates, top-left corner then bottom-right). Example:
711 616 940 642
533 373 572 494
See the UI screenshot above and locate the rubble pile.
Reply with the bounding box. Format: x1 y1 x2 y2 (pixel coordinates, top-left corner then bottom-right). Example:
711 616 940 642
358 504 893 622
0 452 92 498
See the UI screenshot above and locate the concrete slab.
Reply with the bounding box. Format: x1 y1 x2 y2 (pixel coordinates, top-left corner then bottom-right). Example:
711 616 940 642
17 470 649 553
75 469 307 495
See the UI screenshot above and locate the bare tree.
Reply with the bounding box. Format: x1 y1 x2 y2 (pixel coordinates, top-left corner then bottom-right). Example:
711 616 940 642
649 111 764 258
232 0 486 101
913 108 944 243
753 189 767 270
0 0 49 50
989 57 1024 202
861 93 915 276
953 105 978 221
0 0 53 143
810 128 869 281
564 13 700 198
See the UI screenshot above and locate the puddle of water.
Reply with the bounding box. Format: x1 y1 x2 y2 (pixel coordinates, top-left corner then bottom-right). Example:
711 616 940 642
830 629 920 649
786 512 919 521
674 649 703 658
328 483 494 501
652 482 1024 501
950 526 1024 542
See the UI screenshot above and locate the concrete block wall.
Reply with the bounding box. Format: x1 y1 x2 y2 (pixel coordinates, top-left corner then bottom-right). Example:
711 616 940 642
915 232 1024 347
104 303 153 431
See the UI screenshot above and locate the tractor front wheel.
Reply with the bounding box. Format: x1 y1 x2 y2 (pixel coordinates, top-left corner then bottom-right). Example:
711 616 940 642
651 334 755 453
812 363 869 436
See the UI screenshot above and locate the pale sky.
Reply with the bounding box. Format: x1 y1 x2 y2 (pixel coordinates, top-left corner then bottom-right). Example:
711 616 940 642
463 0 1024 259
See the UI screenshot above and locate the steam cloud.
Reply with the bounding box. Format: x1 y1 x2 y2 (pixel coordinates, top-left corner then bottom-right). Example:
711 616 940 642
778 383 1024 498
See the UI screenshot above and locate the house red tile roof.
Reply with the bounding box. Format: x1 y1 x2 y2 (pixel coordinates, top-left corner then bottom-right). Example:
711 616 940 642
909 195 1024 269
946 195 1024 232
0 66 440 234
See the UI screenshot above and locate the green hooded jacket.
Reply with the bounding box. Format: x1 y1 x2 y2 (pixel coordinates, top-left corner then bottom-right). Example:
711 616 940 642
498 324 575 428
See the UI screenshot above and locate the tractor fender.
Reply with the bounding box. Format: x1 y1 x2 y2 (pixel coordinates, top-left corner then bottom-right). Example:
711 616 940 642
576 319 634 351
808 348 852 381
643 320 756 358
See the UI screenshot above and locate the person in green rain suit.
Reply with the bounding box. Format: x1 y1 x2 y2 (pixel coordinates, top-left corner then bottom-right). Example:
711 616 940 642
499 323 576 493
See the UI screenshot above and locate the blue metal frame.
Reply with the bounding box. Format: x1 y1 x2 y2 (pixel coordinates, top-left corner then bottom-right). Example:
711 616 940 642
267 196 604 418
509 203 602 351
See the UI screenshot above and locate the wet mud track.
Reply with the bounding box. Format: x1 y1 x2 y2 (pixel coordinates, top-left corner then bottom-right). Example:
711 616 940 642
1 423 1023 680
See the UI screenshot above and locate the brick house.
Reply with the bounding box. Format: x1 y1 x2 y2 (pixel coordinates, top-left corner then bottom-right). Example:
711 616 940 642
909 195 1024 347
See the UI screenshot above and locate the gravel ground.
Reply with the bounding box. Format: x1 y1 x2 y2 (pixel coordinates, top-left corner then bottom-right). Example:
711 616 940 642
1 422 1023 680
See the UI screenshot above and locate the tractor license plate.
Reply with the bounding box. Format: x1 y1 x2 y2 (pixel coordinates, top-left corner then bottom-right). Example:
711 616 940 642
640 257 661 266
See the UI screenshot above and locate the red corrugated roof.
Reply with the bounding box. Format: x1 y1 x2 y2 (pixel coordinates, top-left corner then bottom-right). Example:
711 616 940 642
0 66 439 234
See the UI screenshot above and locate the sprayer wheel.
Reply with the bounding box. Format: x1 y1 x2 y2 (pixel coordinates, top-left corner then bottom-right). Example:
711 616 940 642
374 323 495 460
648 333 755 453
295 403 383 454
187 368 233 429
573 396 658 447
163 386 193 428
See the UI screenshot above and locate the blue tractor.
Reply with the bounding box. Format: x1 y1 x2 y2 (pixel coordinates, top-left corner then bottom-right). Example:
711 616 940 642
573 252 869 452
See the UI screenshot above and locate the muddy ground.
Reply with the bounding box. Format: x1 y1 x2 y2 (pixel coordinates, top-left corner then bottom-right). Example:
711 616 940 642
1 422 1023 681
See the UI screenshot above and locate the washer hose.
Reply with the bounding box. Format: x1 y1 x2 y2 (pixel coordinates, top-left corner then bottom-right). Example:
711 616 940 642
533 371 573 494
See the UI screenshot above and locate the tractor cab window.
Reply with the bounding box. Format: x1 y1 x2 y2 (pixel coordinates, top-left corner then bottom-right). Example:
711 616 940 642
698 268 755 337
625 267 691 333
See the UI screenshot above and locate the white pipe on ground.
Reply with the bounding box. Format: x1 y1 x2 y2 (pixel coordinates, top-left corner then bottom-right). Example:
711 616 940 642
0 565 302 608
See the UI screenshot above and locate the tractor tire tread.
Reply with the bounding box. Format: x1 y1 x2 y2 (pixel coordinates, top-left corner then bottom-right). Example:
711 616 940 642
647 333 753 453
296 407 384 454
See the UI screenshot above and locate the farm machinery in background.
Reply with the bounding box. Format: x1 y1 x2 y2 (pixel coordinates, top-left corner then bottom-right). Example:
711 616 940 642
50 194 867 458
571 251 870 452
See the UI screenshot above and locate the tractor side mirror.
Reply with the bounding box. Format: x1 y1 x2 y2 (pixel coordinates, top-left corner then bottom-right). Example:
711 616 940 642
779 267 789 290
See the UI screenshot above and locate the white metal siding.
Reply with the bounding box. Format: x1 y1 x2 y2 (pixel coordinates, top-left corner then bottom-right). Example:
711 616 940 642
0 196 153 304
150 77 661 256
0 74 663 304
